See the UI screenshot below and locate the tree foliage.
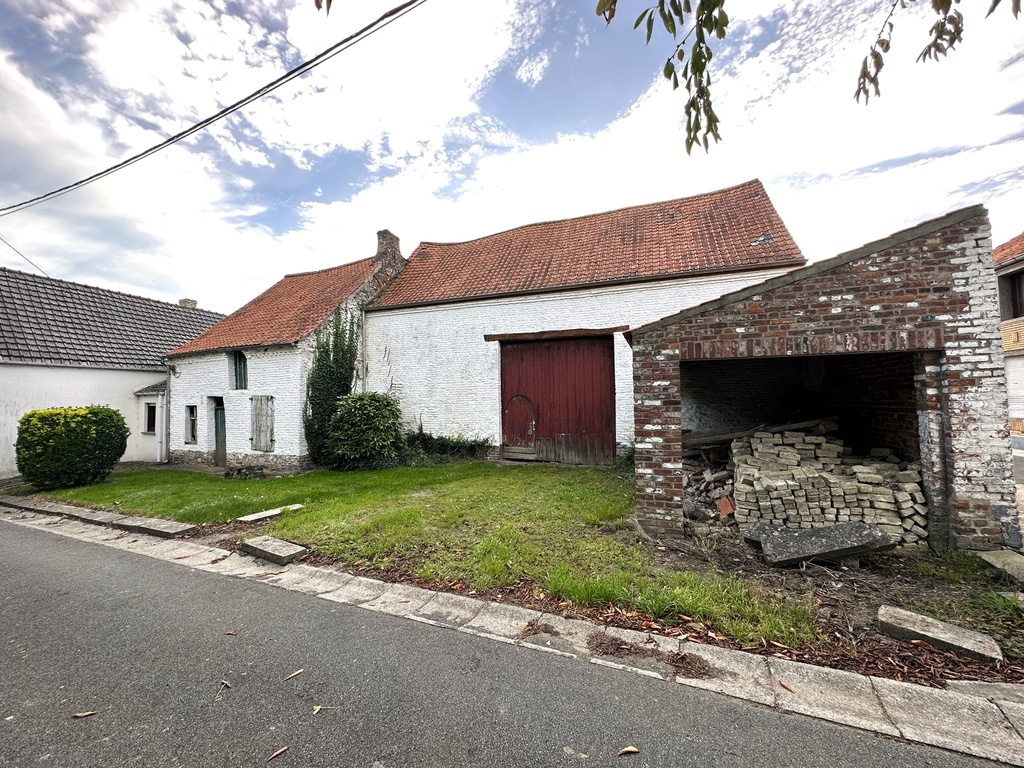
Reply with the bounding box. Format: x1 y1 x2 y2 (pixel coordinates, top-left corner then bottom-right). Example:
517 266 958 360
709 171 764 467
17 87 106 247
16 406 129 489
303 307 358 466
328 392 402 469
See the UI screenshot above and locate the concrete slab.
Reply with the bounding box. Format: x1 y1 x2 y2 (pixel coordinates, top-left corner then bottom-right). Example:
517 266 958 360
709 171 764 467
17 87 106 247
460 601 541 640
319 575 390 605
517 613 598 656
980 549 1024 584
262 565 354 596
1000 700 1024 738
111 516 155 533
411 591 485 628
767 657 900 736
946 680 1024 705
674 642 776 707
362 582 435 617
237 503 304 523
877 605 1003 663
196 552 286 578
239 535 307 565
871 675 1024 766
603 625 681 656
132 518 197 538
60 508 127 525
593 626 683 678
761 522 894 566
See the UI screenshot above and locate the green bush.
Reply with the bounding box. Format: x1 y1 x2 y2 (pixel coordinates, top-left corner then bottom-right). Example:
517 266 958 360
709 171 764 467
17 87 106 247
328 392 402 469
16 406 130 489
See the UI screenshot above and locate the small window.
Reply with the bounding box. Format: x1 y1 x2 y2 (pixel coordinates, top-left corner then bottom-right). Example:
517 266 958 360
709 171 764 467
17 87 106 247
185 405 198 444
143 403 157 434
1012 274 1024 319
232 351 248 390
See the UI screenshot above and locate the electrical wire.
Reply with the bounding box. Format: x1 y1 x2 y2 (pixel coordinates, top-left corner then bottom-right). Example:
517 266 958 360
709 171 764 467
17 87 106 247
0 233 50 276
0 0 429 218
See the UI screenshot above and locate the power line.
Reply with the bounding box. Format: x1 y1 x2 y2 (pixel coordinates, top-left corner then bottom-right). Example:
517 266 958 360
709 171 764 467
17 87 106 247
0 233 50 276
0 0 429 218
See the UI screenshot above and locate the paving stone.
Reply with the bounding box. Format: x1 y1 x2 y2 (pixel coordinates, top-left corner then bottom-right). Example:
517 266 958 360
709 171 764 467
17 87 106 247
132 518 197 538
460 601 541 640
946 680 1024 704
871 675 1024 766
761 521 895 566
362 583 435 617
237 504 304 523
980 549 1024 585
319 575 390 605
877 605 1003 663
672 642 775 706
262 565 354 596
239 535 307 565
411 591 485 628
767 657 899 735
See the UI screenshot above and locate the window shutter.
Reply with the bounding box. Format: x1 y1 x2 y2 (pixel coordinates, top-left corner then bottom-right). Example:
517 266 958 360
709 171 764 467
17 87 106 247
250 395 275 452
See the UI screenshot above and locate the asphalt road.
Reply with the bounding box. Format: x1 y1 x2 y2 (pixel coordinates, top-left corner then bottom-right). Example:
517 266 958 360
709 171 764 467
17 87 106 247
0 523 1000 768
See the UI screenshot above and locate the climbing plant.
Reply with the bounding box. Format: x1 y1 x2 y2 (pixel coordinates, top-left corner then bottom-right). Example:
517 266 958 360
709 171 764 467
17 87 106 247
304 307 359 467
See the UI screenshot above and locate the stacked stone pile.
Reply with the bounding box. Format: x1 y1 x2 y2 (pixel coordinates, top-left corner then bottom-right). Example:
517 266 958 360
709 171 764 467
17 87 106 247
731 431 929 545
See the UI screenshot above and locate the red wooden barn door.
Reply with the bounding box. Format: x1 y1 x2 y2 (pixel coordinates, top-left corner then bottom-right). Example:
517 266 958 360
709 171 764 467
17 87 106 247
500 337 615 465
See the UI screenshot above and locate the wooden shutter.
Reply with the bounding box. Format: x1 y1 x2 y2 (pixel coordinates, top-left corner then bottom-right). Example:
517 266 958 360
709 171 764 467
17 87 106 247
250 395 275 452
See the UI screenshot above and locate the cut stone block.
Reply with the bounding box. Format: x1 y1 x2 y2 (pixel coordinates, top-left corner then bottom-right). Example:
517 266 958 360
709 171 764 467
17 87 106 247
132 518 197 538
60 507 127 525
460 601 541 640
979 549 1024 585
237 503 304 523
239 535 307 565
675 642 775 706
877 605 1003 663
411 591 485 628
741 519 784 548
946 680 1024 705
761 521 894 566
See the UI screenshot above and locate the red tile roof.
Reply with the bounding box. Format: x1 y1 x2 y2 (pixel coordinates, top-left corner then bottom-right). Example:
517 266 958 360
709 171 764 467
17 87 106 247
995 230 1024 266
370 180 803 309
167 258 376 357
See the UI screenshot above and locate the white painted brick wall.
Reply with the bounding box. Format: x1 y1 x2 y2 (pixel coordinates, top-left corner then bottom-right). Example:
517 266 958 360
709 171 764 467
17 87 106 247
363 269 795 445
169 340 314 460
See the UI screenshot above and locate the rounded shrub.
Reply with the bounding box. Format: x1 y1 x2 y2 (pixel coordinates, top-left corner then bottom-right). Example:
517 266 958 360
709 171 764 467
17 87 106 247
15 406 130 489
328 392 402 469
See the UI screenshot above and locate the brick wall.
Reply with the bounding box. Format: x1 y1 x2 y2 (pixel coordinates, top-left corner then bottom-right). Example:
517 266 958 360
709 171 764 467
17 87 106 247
631 207 1020 550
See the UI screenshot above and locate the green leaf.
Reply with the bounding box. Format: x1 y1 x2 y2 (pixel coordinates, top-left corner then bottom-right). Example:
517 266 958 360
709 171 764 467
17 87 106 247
646 13 655 43
633 9 649 29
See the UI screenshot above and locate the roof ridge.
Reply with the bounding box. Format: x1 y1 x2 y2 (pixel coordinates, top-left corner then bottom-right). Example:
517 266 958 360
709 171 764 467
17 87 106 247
413 179 765 250
0 265 224 318
282 254 376 279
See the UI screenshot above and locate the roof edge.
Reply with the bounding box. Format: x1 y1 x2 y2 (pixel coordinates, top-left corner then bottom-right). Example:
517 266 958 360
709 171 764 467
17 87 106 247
628 204 988 340
366 257 806 313
166 340 302 359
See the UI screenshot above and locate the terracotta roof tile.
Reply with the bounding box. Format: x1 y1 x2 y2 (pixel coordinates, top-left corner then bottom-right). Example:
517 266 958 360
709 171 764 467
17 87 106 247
370 179 803 309
0 267 223 369
995 230 1024 266
168 258 376 357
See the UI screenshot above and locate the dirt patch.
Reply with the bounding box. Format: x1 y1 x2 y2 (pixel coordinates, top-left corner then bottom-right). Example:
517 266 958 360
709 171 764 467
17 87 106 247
586 633 710 678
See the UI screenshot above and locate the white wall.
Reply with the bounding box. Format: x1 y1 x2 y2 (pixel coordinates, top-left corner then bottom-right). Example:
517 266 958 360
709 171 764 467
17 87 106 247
168 341 313 460
0 363 166 478
363 269 795 446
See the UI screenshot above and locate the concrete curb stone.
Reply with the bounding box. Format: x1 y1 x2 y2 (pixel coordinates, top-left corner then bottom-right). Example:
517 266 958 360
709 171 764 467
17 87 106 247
411 591 485 628
674 642 776 707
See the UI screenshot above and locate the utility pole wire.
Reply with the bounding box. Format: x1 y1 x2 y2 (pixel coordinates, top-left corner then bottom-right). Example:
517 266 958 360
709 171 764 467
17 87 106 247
0 0 428 218
0 233 50 276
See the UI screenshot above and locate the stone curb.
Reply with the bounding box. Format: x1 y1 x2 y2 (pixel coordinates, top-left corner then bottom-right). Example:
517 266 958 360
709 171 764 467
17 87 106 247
2 500 1023 765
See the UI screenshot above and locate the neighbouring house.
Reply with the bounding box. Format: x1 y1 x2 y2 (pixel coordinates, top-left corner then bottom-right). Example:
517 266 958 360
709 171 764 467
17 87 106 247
0 267 223 479
628 205 1020 551
165 230 405 472
994 229 1024 448
363 180 806 464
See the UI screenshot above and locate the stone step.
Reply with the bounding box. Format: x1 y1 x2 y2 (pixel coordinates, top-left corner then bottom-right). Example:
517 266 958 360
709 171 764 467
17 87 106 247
237 503 304 523
240 535 307 565
877 605 1003 664
979 549 1024 585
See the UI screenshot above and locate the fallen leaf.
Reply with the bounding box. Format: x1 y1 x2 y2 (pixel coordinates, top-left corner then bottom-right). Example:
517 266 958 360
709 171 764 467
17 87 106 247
779 680 795 693
267 746 288 762
312 705 321 715
617 746 640 756
283 669 304 682
224 630 237 636
72 712 97 719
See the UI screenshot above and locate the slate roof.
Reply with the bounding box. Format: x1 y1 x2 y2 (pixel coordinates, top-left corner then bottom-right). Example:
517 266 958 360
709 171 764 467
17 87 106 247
0 267 224 370
167 258 377 357
995 230 1024 268
370 179 804 310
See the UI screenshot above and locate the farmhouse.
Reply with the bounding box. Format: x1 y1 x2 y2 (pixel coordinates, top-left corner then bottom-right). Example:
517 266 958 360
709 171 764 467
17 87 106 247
994 228 1024 447
166 231 404 471
364 180 806 464
0 267 222 479
628 206 1020 551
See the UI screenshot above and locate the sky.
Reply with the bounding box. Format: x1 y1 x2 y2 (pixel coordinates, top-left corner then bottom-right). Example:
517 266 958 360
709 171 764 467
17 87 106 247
0 0 1022 315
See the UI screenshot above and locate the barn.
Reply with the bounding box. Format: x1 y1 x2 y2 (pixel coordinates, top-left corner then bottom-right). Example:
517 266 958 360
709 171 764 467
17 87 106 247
363 180 806 464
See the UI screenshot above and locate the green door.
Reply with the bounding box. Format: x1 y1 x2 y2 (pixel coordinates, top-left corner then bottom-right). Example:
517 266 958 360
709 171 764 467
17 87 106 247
214 405 226 468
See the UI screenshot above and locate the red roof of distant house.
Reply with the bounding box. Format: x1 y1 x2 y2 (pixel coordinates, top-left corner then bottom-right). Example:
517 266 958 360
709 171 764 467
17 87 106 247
370 179 803 310
167 258 376 357
995 230 1024 267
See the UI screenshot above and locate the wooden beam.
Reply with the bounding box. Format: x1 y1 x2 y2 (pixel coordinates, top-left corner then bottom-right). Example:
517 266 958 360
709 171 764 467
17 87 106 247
484 326 628 343
679 417 840 447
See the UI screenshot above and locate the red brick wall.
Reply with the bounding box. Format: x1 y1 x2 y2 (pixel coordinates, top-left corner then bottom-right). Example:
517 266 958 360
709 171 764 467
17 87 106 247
631 207 1019 550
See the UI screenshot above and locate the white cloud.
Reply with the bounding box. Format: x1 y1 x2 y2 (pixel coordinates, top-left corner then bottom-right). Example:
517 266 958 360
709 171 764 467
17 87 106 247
516 51 550 87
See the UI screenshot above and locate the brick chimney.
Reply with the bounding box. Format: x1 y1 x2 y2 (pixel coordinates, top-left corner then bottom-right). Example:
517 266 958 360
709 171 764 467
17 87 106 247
374 229 405 274
178 298 198 309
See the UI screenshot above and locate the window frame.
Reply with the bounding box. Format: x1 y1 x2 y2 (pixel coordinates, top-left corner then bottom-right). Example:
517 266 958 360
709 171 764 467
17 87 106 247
185 405 198 444
232 350 248 390
143 402 157 434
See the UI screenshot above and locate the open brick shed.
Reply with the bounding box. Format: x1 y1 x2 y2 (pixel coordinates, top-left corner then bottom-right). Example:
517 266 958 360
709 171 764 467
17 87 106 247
628 206 1021 551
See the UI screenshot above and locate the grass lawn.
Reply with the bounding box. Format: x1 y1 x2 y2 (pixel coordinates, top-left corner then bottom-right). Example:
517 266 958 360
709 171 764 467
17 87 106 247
35 462 817 646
